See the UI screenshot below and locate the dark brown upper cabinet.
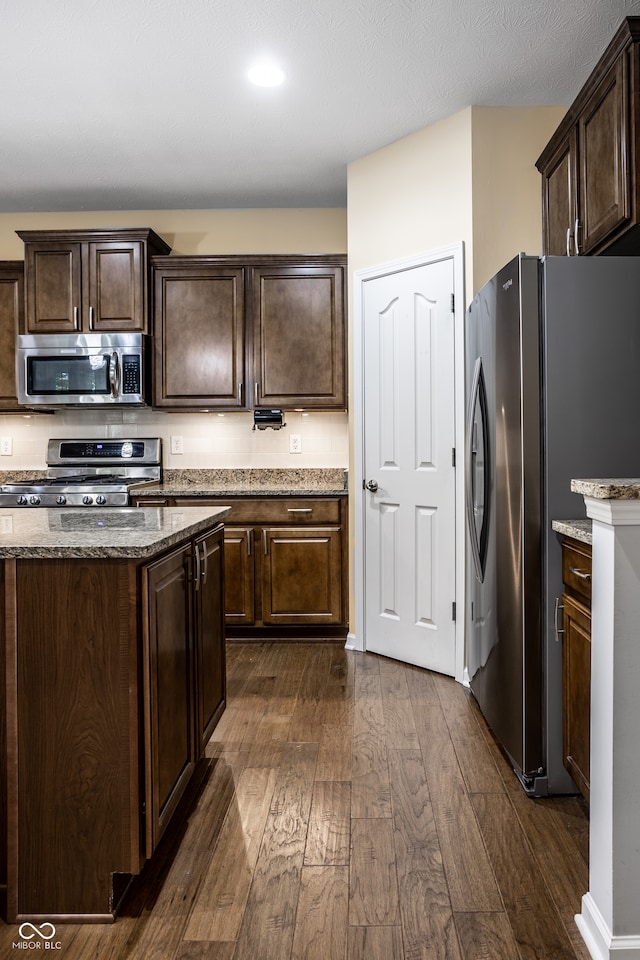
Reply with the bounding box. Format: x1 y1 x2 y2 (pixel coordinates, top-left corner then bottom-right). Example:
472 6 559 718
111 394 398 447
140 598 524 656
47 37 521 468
152 254 347 411
17 228 171 334
0 261 24 410
537 18 640 256
252 260 346 409
152 258 246 409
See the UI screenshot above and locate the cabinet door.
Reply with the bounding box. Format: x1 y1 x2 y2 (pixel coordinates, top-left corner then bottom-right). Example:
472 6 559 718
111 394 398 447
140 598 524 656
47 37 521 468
562 593 591 800
143 543 196 855
578 56 630 254
154 265 246 408
0 262 23 408
541 130 578 256
87 240 145 331
223 525 256 625
252 263 346 408
262 526 342 624
194 527 226 754
24 241 82 332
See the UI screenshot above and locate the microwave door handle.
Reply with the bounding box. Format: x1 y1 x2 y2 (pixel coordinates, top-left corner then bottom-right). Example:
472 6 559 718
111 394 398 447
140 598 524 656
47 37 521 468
108 352 119 397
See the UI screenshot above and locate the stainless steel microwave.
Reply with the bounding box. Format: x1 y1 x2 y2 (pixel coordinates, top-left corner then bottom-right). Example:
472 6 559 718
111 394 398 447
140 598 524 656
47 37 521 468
17 333 150 406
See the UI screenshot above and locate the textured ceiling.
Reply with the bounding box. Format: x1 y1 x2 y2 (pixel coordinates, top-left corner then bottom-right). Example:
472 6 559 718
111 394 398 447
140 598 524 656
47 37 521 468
2 0 640 212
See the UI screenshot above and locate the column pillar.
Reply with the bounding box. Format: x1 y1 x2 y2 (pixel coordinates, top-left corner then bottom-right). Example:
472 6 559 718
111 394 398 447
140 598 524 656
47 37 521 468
576 496 640 960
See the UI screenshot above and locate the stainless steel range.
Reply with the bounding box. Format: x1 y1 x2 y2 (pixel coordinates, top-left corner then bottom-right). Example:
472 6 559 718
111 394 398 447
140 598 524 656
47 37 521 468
0 438 162 507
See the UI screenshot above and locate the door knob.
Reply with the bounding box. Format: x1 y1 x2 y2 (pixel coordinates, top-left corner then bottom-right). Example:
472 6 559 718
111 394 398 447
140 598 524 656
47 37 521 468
365 479 378 492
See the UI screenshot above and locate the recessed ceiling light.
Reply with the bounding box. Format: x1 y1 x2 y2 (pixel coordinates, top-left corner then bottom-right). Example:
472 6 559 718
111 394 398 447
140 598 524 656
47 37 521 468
247 60 286 87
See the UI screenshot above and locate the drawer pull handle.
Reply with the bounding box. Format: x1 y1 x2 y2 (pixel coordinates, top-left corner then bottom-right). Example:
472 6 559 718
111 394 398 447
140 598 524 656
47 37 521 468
263 529 268 554
554 596 564 642
288 508 313 513
569 566 591 582
246 529 251 556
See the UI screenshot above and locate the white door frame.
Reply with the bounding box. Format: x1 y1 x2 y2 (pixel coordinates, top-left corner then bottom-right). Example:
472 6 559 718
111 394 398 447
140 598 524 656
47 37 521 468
351 243 466 683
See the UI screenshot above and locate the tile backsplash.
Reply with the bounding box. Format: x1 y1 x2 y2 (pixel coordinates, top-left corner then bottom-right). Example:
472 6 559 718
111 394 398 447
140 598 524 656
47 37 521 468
0 409 349 471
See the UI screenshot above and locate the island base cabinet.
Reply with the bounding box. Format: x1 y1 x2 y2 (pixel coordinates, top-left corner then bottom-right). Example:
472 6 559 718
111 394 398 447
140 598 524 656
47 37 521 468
143 543 196 858
6 557 142 921
142 525 226 856
2 519 226 923
194 529 226 757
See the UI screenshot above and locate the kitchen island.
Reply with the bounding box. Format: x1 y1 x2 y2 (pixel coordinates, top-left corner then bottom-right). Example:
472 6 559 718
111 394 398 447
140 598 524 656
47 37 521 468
0 505 229 923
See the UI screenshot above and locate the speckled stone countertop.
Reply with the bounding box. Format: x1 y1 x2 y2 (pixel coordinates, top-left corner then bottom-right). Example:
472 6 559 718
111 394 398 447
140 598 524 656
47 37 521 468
137 467 349 498
570 479 640 500
0 505 230 559
552 519 593 545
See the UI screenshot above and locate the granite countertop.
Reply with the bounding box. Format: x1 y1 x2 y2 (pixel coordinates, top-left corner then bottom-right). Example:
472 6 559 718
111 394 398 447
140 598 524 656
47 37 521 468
552 518 593 545
137 467 349 498
0 505 230 559
570 478 640 500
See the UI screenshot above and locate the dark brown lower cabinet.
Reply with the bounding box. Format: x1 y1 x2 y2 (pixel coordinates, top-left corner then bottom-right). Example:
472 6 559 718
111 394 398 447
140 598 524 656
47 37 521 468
262 526 343 625
561 536 592 801
2 522 225 921
165 496 348 637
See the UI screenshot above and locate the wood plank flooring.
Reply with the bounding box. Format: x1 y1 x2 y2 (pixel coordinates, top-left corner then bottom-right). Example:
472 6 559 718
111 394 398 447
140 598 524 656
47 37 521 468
0 642 591 960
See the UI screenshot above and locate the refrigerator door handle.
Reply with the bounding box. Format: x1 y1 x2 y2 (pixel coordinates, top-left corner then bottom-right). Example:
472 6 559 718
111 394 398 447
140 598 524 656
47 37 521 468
466 356 485 583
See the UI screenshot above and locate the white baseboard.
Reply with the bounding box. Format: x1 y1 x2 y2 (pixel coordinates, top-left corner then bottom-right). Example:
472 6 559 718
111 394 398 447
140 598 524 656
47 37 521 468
344 632 364 651
576 893 640 960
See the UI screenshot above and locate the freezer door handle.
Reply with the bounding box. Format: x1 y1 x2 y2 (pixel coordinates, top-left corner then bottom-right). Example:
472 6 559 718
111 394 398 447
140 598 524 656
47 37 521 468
466 356 486 583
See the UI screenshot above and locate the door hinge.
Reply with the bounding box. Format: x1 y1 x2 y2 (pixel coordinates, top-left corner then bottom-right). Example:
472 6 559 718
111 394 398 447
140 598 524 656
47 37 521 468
450 292 455 313
452 601 457 621
452 447 456 467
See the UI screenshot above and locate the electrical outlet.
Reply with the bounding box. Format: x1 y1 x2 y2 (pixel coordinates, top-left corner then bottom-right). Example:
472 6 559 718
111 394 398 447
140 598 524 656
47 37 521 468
289 434 302 454
170 435 184 455
0 436 12 456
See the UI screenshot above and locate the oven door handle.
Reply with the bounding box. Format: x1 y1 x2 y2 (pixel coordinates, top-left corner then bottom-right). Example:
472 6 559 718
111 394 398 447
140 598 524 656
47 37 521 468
108 352 120 398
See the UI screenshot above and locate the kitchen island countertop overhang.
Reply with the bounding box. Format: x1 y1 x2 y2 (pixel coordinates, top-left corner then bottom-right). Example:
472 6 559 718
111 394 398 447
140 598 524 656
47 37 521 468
0 504 231 558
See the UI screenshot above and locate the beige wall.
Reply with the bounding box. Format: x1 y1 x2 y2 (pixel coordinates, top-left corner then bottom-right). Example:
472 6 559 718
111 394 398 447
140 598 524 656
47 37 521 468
0 208 347 260
0 207 349 471
347 108 474 284
471 106 566 292
347 105 566 304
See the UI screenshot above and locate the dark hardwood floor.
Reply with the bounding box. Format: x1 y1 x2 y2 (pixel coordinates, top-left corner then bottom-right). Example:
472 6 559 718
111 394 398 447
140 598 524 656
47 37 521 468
1 642 591 959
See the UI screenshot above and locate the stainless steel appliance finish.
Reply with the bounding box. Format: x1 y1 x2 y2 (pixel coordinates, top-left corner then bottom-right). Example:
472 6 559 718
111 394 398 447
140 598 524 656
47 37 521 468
465 254 640 796
16 333 150 406
0 438 161 507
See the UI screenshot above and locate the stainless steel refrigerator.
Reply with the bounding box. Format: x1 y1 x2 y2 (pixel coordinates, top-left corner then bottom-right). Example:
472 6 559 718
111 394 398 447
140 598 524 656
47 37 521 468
465 253 640 796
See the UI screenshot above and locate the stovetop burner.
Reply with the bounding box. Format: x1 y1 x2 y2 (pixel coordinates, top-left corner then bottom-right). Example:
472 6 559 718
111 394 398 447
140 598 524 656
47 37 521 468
0 438 162 508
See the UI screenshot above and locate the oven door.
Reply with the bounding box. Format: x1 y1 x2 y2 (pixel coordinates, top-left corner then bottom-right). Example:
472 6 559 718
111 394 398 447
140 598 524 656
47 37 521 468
16 333 147 405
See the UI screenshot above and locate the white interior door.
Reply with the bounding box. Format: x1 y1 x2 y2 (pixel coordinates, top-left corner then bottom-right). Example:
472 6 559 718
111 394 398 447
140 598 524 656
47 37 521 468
360 254 457 674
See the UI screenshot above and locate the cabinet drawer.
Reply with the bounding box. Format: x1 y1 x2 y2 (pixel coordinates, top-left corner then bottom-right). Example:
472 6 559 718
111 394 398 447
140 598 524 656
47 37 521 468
177 497 341 524
562 540 592 604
